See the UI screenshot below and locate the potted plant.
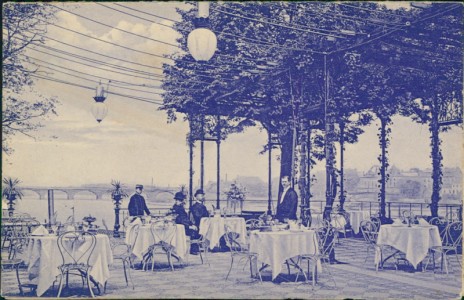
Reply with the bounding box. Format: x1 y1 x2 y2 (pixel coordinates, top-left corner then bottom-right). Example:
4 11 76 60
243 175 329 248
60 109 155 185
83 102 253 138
2 177 24 217
110 180 129 237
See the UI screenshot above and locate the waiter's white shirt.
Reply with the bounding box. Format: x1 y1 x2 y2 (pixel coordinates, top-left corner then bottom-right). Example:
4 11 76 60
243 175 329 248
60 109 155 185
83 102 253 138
279 186 291 205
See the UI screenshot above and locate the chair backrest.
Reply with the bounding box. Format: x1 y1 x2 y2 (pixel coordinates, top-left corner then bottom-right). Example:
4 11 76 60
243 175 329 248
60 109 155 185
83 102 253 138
126 224 140 249
315 223 337 257
442 221 462 248
370 216 381 231
224 224 243 253
360 220 378 246
57 231 97 266
330 213 347 230
151 222 176 246
445 211 460 223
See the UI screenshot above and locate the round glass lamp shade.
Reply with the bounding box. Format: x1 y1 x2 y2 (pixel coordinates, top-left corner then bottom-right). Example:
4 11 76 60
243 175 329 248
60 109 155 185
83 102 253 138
91 102 108 123
187 28 217 62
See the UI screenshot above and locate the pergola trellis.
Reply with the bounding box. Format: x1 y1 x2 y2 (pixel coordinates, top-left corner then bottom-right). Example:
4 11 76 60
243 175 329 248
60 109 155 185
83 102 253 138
163 2 463 220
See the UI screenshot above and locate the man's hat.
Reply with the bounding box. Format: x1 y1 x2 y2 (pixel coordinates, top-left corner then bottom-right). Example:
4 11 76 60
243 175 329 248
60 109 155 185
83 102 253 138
174 192 186 201
136 184 144 189
194 189 205 197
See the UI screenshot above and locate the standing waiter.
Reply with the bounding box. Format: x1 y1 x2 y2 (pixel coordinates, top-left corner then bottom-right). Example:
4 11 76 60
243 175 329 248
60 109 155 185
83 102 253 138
128 184 151 217
275 175 298 222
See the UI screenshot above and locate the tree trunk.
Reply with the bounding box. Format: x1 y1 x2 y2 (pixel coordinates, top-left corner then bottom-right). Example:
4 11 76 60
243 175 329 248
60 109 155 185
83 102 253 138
278 130 294 197
430 96 442 218
379 117 387 222
323 121 337 221
307 128 312 209
298 130 308 220
339 121 346 211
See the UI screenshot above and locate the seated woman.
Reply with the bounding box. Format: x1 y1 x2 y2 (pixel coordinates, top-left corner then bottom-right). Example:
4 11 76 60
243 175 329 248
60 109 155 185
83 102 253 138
170 192 201 254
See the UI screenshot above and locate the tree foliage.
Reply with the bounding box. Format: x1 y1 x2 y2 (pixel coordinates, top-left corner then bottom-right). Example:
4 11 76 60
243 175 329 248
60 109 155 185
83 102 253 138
2 3 58 154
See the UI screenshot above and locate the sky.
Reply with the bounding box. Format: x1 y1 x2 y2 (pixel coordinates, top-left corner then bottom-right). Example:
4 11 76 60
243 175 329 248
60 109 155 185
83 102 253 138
2 2 462 189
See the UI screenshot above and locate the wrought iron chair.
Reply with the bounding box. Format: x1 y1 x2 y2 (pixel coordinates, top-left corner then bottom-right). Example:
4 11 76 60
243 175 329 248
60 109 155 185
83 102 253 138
223 224 262 282
1 258 37 296
428 217 448 238
294 220 337 287
370 216 382 232
7 219 32 259
142 221 177 271
424 221 462 274
330 212 352 242
188 217 211 266
56 231 97 298
359 220 382 271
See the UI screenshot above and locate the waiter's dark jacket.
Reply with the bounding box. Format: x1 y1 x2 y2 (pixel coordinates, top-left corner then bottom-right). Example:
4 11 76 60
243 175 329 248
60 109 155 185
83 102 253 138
276 187 298 222
190 202 209 227
128 194 151 216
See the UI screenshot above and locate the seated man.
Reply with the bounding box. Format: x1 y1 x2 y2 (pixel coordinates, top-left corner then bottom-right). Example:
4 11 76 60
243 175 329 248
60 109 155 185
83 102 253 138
190 189 209 228
170 192 201 255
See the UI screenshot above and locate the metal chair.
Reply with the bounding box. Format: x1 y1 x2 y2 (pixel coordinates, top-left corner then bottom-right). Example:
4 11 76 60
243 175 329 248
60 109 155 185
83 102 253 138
142 222 177 271
370 216 382 231
424 221 462 274
223 224 262 282
360 220 382 271
331 212 352 241
56 231 97 298
188 217 211 265
1 258 37 296
294 220 337 287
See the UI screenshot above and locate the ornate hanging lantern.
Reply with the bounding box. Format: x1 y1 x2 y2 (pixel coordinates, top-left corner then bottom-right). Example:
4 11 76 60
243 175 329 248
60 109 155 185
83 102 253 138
187 2 217 62
92 81 109 123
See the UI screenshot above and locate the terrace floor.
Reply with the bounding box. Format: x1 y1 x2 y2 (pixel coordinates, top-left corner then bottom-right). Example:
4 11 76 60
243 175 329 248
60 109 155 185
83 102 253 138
1 236 462 299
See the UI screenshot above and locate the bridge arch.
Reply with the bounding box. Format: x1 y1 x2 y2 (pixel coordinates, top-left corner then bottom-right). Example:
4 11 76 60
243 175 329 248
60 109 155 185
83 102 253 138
72 190 99 200
21 189 42 200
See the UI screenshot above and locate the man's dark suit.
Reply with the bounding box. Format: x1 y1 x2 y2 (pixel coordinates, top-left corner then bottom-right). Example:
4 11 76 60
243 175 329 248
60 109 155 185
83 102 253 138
190 202 209 228
276 187 298 222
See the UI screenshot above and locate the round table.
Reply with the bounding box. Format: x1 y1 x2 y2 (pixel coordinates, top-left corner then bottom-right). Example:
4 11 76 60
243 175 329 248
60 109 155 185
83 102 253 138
377 224 442 269
128 224 188 260
24 233 112 297
249 229 320 280
199 216 246 250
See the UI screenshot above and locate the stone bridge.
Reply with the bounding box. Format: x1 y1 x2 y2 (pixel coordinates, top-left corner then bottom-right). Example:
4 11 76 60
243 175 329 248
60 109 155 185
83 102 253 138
21 186 179 200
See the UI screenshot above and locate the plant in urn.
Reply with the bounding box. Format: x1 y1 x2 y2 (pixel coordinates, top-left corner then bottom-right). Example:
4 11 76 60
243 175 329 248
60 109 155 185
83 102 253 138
110 180 128 237
2 177 24 217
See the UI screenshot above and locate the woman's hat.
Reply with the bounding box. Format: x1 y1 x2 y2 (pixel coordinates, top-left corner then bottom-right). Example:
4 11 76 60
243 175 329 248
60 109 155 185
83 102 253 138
194 189 205 197
136 184 144 189
174 192 186 201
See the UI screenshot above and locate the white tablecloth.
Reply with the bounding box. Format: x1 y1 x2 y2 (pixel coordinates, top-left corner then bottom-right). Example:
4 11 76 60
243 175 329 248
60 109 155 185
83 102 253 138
377 224 442 268
347 211 371 234
199 217 247 250
311 214 346 229
249 230 320 280
127 224 188 260
24 234 113 297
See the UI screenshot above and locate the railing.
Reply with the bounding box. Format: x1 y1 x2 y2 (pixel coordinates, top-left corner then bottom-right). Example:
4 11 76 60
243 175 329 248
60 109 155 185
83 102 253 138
308 200 462 221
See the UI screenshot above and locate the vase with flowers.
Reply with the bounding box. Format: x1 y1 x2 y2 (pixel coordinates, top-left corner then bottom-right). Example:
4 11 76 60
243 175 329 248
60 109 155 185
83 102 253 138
224 182 246 215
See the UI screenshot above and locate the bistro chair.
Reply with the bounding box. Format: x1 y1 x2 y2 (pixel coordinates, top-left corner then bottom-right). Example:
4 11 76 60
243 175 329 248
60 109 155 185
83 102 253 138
428 217 447 238
223 224 262 282
330 212 352 242
370 216 382 232
104 224 139 292
295 220 337 287
188 217 211 266
1 258 37 296
142 221 177 271
7 219 32 259
360 220 382 271
56 231 97 298
424 221 462 274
